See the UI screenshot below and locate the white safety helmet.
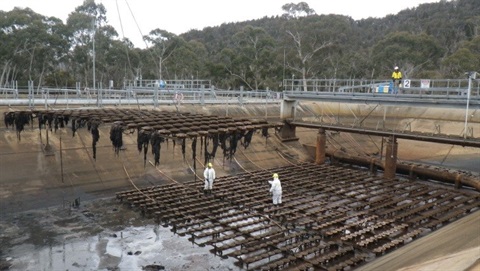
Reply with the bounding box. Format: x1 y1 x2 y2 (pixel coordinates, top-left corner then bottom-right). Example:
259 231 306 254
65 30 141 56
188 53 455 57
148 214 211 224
394 66 399 70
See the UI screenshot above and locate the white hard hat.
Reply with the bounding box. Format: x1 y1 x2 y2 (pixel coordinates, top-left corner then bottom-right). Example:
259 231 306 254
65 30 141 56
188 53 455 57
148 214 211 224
394 66 399 70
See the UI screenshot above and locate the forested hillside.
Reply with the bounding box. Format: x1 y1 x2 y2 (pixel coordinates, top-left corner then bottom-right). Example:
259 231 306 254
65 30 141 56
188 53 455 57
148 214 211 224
0 0 478 91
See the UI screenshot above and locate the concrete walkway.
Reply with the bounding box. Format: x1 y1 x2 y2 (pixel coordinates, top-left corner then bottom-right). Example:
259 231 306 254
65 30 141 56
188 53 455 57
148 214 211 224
358 210 480 271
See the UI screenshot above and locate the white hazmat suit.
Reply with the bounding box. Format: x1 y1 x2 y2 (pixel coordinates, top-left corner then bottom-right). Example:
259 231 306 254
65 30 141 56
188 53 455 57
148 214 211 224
203 166 215 191
268 176 282 205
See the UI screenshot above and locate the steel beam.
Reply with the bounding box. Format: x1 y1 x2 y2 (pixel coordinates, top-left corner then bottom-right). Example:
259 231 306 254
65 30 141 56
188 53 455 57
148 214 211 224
291 121 480 148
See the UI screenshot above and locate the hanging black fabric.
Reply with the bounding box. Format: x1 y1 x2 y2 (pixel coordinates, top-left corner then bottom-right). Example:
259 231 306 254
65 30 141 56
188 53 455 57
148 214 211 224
90 121 100 160
150 131 164 166
205 134 219 165
137 128 152 167
110 123 124 156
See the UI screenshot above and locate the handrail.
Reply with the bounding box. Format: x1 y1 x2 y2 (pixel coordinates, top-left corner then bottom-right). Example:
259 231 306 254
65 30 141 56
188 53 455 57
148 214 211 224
283 78 480 95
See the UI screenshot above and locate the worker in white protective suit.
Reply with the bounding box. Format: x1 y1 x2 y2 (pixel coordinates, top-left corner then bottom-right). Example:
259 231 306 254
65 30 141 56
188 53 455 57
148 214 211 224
203 162 215 195
268 173 282 205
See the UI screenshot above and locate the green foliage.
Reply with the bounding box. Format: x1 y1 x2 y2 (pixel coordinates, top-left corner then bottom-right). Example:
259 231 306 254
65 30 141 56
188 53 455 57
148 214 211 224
282 2 316 18
442 36 480 77
0 8 71 87
372 32 444 77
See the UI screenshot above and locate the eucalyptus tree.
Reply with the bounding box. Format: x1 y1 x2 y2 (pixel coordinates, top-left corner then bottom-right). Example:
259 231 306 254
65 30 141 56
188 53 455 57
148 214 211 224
0 8 69 88
104 38 142 88
305 15 360 79
281 2 316 18
371 31 444 78
90 24 136 88
161 38 207 81
143 29 180 80
221 25 275 90
66 0 108 89
441 36 480 78
464 17 480 40
281 3 334 91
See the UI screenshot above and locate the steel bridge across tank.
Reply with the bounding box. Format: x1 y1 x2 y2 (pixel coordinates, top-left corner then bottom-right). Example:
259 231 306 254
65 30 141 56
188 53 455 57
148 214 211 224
1 78 479 108
283 91 480 109
277 77 480 152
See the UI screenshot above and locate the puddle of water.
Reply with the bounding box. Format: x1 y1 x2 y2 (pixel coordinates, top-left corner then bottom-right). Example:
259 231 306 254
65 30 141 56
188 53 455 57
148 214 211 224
8 224 239 271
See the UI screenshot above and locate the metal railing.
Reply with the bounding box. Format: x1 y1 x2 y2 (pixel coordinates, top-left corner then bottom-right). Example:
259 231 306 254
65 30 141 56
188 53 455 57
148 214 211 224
2 78 479 108
0 81 281 108
283 78 480 96
123 79 212 90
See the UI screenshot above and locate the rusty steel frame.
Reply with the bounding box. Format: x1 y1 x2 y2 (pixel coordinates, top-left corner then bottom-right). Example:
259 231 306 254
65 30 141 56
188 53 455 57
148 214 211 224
116 162 480 271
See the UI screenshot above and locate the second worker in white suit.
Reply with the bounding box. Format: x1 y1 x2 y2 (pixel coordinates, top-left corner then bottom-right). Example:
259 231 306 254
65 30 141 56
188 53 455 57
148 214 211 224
203 162 215 195
268 173 282 205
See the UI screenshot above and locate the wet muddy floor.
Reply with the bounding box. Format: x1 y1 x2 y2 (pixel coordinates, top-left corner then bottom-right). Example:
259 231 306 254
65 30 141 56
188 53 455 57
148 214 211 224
0 197 239 270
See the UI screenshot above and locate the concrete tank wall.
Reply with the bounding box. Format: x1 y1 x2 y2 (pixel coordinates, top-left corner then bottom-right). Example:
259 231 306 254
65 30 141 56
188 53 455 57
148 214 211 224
1 102 478 214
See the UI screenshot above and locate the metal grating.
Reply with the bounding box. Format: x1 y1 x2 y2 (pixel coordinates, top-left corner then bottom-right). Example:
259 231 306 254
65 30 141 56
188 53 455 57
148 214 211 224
116 162 480 271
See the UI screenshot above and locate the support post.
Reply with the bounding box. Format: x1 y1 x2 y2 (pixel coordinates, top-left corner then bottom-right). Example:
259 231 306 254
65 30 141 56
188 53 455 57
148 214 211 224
239 86 244 105
315 128 326 164
277 99 299 141
280 99 297 120
369 158 377 175
60 136 64 183
153 84 158 108
28 80 34 108
43 124 54 155
464 72 476 138
384 136 398 179
277 122 298 142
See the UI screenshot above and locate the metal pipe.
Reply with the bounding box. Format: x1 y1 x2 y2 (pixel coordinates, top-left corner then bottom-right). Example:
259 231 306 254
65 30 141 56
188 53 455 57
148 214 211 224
292 121 480 148
327 150 480 192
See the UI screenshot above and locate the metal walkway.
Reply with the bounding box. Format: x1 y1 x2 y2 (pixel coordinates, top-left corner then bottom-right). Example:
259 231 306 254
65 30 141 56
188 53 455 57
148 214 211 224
283 91 480 109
